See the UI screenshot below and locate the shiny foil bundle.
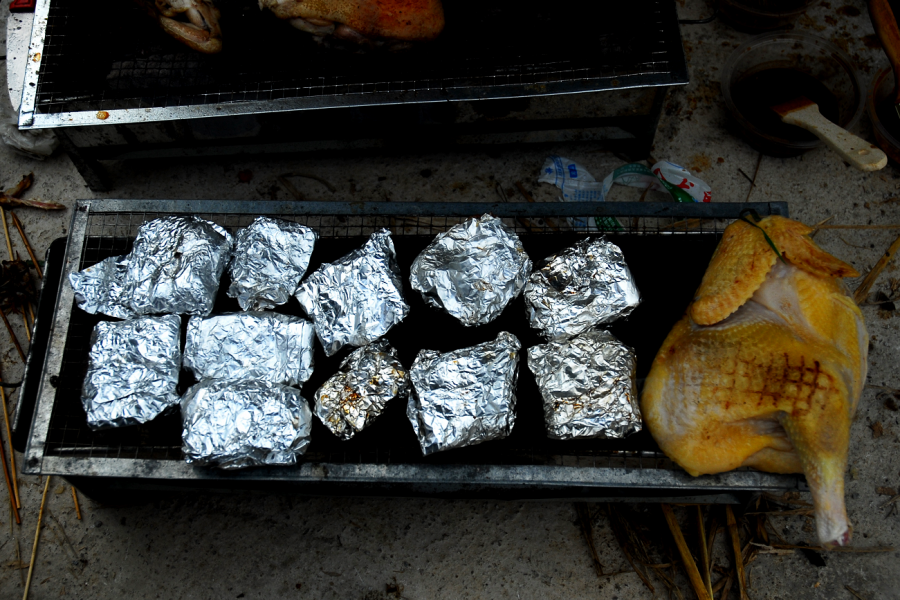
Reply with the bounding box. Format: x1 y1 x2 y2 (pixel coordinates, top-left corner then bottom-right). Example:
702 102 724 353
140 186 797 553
126 216 233 316
315 340 409 440
295 229 409 356
407 331 521 456
69 255 135 319
525 237 640 340
181 379 313 469
184 312 316 386
228 217 318 311
81 315 182 430
409 215 532 326
527 330 641 440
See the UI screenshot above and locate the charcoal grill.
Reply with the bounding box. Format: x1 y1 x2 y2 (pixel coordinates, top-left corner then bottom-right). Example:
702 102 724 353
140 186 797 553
15 200 804 503
15 0 687 190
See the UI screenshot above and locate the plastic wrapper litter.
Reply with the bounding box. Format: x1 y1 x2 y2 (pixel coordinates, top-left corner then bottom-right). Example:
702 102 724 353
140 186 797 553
295 229 409 356
527 330 641 440
69 216 233 318
181 379 313 470
315 340 409 440
525 237 640 339
227 217 318 311
69 255 135 319
409 214 531 326
407 331 521 456
81 315 182 430
184 312 316 386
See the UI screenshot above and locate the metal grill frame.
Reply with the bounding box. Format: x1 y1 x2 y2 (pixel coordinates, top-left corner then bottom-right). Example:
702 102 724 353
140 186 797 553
17 0 688 129
20 199 802 502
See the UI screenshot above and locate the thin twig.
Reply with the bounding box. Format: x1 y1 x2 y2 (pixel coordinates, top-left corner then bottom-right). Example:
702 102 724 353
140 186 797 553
10 213 41 279
737 168 756 187
0 426 19 524
0 378 20 509
277 176 306 202
574 503 604 580
810 215 835 238
845 585 868 600
745 508 813 516
726 506 749 600
744 154 763 203
661 504 711 600
696 506 713 599
0 306 26 363
20 309 31 343
15 537 24 586
880 494 900 508
0 208 13 261
278 172 337 193
854 232 900 304
23 475 51 600
71 487 81 520
768 543 893 553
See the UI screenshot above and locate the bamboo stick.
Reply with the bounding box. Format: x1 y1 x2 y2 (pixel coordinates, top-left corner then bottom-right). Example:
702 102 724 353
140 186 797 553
0 379 20 509
855 232 900 304
661 504 711 600
0 207 13 261
23 476 51 600
0 427 19 524
726 506 749 600
695 506 713 599
70 487 81 520
0 306 26 363
10 212 42 279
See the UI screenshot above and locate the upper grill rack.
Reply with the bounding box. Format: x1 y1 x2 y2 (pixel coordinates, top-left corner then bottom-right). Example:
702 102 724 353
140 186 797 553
19 0 688 128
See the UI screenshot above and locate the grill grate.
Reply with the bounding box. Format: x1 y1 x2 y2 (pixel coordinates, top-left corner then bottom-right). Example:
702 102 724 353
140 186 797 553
30 0 686 118
44 208 731 470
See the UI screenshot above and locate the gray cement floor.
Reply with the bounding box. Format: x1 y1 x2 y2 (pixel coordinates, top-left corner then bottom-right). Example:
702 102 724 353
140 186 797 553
2 0 900 598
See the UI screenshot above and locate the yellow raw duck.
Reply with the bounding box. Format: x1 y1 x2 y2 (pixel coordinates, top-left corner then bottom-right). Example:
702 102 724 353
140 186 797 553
641 214 867 548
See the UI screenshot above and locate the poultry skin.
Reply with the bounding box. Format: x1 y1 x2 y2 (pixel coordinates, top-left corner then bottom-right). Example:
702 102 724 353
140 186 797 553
259 0 445 45
137 0 223 54
641 215 867 548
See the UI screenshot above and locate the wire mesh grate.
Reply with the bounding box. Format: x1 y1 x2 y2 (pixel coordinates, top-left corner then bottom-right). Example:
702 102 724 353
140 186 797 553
32 0 685 116
44 208 727 468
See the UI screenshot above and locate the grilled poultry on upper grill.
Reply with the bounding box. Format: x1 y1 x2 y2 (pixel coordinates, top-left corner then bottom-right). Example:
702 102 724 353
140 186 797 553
259 0 445 47
641 215 867 548
138 0 223 53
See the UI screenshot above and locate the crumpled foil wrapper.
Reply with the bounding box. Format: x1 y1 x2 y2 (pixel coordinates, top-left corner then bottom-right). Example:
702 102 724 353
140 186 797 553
81 315 182 430
184 312 316 386
181 378 313 470
69 255 135 319
407 331 521 456
126 216 233 316
228 217 318 311
524 237 640 340
295 229 409 356
409 214 532 326
69 216 233 318
315 339 409 440
527 329 641 440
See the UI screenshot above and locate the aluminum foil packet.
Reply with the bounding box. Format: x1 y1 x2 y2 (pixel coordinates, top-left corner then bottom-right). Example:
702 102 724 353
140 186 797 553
315 339 409 440
181 378 313 470
69 255 135 319
527 329 641 440
69 216 233 318
184 312 316 386
228 217 318 311
295 229 409 356
409 214 532 326
524 237 640 339
407 331 521 456
81 315 182 430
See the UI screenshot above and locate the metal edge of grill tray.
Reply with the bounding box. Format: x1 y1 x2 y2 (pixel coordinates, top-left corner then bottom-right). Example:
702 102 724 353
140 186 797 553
17 0 689 129
18 200 805 503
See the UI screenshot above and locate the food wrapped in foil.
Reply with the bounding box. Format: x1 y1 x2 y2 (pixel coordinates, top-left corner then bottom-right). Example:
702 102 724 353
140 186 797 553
69 255 135 319
407 331 521 456
126 216 233 316
315 339 409 440
181 379 313 470
184 312 316 386
295 229 409 356
227 217 318 311
409 214 532 326
69 216 233 318
81 315 182 430
527 330 641 440
525 237 640 340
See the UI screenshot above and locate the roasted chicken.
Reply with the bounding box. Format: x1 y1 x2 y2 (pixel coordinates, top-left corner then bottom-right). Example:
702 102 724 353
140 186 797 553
642 215 867 548
138 0 223 53
259 0 445 46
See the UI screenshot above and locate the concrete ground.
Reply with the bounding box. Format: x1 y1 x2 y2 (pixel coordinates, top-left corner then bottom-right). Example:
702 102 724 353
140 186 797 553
2 0 900 598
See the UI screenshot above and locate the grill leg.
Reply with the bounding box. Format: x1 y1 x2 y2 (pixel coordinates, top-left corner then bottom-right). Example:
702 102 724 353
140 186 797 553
56 130 110 192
